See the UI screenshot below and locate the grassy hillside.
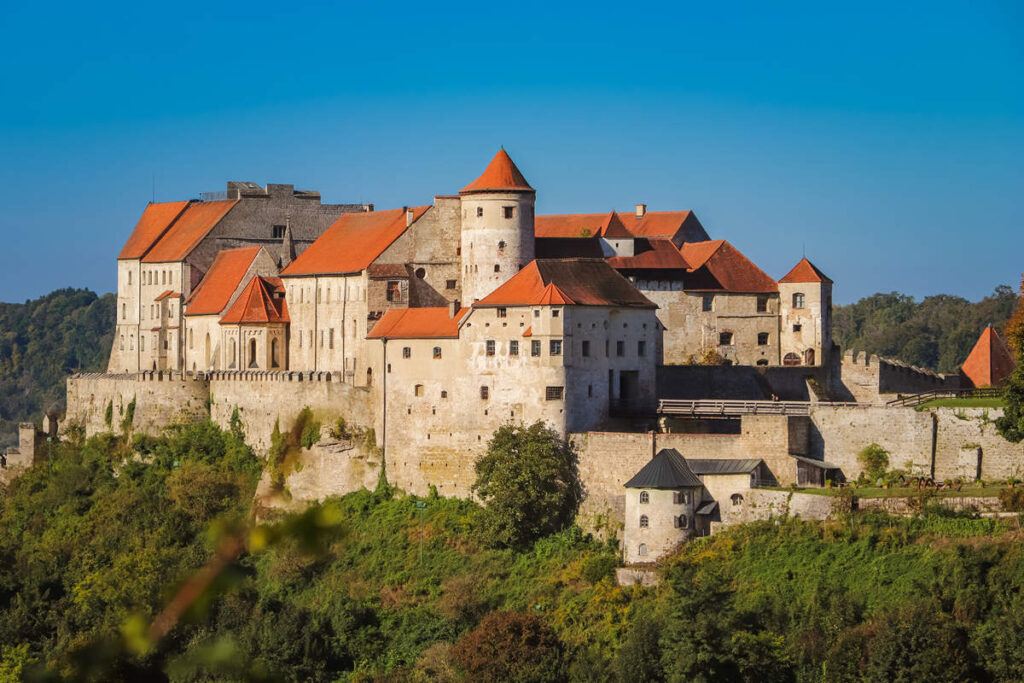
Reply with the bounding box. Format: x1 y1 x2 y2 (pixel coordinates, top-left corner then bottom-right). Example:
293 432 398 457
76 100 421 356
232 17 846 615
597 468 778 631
0 289 115 446
2 422 1023 681
833 286 1017 373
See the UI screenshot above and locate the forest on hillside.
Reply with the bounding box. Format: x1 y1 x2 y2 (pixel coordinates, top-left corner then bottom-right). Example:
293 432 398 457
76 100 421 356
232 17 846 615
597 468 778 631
0 289 115 446
833 285 1018 373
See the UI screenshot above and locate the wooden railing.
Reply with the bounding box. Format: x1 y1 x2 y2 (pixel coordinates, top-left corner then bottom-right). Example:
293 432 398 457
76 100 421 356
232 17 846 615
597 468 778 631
657 399 869 416
884 387 1003 408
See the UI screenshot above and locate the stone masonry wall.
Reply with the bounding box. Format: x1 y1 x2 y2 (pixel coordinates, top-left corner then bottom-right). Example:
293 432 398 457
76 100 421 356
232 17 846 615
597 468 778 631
65 372 210 436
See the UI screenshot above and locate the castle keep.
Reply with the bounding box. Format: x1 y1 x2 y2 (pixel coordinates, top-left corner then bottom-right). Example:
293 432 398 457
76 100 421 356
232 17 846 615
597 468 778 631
42 149 1020 564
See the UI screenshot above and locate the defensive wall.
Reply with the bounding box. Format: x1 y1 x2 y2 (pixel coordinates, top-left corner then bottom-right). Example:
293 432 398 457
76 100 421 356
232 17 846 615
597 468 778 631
65 372 210 436
838 351 958 403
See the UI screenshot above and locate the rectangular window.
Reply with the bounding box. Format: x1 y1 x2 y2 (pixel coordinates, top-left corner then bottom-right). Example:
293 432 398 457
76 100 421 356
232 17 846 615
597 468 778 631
552 309 560 318
581 340 590 357
510 340 519 356
480 386 489 399
414 384 424 397
533 309 540 318
616 340 625 356
549 339 562 356
702 295 714 312
486 340 495 356
329 328 335 349
588 384 593 397
497 307 507 318
719 331 734 345
503 206 515 219
476 207 483 217
446 279 457 290
638 340 646 356
386 281 401 302
757 332 769 346
403 346 411 359
793 324 802 333
756 295 768 313
531 340 541 357
272 224 286 238
545 386 564 401
433 346 442 359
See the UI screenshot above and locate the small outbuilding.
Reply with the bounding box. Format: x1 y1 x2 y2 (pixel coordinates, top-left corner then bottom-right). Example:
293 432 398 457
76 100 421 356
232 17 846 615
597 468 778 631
623 448 703 564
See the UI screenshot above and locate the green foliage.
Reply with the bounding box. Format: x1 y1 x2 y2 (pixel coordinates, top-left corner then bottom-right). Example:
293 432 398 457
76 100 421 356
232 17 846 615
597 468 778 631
995 358 1024 443
472 421 583 549
997 486 1024 512
228 406 244 440
0 643 33 683
103 400 113 428
451 611 564 682
857 443 890 481
328 416 350 440
833 286 1017 372
0 288 115 446
120 395 136 434
300 418 321 450
580 554 617 584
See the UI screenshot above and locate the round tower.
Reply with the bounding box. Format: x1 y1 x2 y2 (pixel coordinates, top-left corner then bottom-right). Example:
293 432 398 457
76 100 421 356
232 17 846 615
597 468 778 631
459 149 536 303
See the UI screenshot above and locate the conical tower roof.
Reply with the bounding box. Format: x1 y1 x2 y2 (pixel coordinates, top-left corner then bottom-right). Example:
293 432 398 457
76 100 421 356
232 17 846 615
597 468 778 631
460 149 534 194
960 325 1016 388
624 449 703 489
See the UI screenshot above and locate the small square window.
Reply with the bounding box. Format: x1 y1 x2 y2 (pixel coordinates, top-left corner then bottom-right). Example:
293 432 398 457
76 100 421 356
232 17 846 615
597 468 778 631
533 309 540 318
552 309 560 318
616 340 625 356
510 340 519 356
545 386 564 401
403 346 411 359
549 339 562 356
441 390 448 398
486 340 495 356
793 324 802 333
756 295 768 313
433 346 442 359
476 207 483 217
494 264 500 273
582 340 590 357
272 224 286 238
480 386 489 399
719 331 734 345
531 340 541 357
757 332 769 346
446 279 457 290
414 384 424 397
497 307 507 318
503 206 515 219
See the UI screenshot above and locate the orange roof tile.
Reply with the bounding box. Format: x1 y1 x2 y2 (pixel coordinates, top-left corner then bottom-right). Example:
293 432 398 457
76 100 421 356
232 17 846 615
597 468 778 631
607 239 690 270
282 206 430 276
366 307 469 339
118 201 190 260
475 260 657 308
960 326 1016 388
681 241 778 293
460 149 534 194
779 257 832 284
535 210 697 239
220 276 289 325
185 246 263 316
599 211 632 239
142 200 238 263
154 290 181 301
522 326 532 337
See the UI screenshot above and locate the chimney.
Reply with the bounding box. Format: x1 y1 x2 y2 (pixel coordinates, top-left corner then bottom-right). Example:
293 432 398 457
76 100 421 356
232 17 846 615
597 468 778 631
363 203 374 212
406 208 415 227
449 299 460 318
635 203 647 218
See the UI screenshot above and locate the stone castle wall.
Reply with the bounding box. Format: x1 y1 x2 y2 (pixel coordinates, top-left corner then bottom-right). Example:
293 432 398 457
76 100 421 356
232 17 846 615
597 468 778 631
65 372 210 436
839 351 958 403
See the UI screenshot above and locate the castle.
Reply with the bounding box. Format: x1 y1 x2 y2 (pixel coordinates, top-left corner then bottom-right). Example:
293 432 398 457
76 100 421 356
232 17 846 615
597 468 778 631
19 149 1019 564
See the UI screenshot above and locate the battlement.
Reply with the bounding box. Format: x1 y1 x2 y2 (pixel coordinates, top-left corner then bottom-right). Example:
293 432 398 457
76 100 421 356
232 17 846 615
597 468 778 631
842 350 947 379
840 350 958 402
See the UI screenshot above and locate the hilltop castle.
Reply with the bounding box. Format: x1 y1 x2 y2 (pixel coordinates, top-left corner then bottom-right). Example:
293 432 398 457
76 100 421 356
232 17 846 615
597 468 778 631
30 149 1018 565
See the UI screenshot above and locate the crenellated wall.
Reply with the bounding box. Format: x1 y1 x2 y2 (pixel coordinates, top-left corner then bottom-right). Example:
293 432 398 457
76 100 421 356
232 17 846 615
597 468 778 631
65 372 210 436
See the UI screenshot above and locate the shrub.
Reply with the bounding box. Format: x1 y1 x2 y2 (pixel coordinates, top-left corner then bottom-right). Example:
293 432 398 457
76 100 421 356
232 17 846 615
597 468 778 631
451 612 564 682
998 487 1024 512
580 554 617 584
329 417 351 440
857 443 890 481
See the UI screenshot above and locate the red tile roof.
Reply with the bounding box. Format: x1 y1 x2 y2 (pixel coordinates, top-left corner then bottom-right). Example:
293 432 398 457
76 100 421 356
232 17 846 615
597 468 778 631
960 326 1016 388
779 257 832 284
118 201 190 260
680 241 778 293
281 206 430 277
522 326 532 337
142 200 238 263
366 307 470 339
220 276 289 324
535 210 697 239
475 259 657 308
460 149 534 194
154 290 181 302
599 211 632 239
607 239 690 270
185 246 263 316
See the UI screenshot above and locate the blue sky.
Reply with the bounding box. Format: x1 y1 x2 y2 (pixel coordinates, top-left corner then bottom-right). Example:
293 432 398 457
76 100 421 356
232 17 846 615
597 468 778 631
0 0 1020 304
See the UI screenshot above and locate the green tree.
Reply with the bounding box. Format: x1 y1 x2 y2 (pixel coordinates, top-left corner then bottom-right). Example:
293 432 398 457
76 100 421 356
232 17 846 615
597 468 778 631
996 278 1024 442
857 443 890 481
472 421 582 549
451 612 564 682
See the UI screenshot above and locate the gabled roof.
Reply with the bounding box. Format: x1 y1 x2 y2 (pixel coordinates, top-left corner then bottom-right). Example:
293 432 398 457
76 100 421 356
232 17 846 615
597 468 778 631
366 307 469 339
599 211 632 239
460 149 534 194
607 238 690 271
535 210 700 240
680 240 778 293
281 206 429 277
624 449 703 489
687 459 762 475
474 259 657 309
142 200 238 263
118 201 190 260
185 246 264 316
960 326 1016 388
153 290 181 302
220 276 288 324
779 257 832 284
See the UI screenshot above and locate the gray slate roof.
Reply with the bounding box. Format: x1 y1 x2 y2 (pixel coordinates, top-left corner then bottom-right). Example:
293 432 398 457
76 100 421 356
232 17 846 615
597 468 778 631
687 459 762 475
696 501 719 515
624 449 703 489
792 455 841 470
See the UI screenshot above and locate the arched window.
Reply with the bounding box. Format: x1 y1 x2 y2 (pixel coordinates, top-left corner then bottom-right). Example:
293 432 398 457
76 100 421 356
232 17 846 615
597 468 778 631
415 267 426 279
122 303 126 320
638 543 648 556
229 341 236 368
204 334 211 368
188 329 194 349
639 514 649 528
140 335 145 352
248 338 258 368
640 491 650 504
271 338 280 368
792 292 805 308
128 272 132 285
366 367 373 387
675 514 688 528
119 335 124 351
731 493 744 506
783 352 801 366
129 335 134 350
